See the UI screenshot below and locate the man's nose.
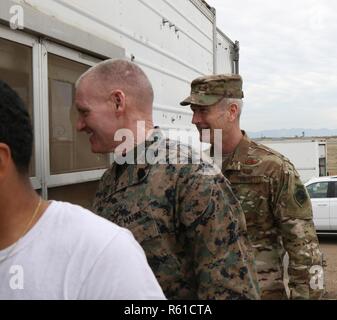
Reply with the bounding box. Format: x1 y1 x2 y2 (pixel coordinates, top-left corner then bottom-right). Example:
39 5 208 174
76 117 85 131
191 112 200 125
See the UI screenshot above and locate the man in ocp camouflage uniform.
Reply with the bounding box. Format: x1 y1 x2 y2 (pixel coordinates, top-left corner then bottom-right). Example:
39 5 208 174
181 74 324 299
74 59 260 300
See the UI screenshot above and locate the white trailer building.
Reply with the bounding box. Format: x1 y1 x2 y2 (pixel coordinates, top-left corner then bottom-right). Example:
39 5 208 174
256 138 327 183
0 0 237 207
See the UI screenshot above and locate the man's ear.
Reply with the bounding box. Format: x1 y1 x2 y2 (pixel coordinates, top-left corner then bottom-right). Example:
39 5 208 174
109 90 126 115
228 103 239 122
0 143 11 178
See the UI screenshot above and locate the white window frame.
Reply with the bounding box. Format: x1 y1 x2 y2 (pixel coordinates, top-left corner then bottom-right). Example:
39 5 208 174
0 25 42 190
41 40 112 192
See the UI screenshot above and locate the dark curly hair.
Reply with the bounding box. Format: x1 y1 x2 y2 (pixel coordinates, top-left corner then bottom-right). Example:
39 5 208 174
0 80 33 175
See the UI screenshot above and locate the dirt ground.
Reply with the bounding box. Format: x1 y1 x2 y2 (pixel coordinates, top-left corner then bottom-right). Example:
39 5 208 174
319 235 337 300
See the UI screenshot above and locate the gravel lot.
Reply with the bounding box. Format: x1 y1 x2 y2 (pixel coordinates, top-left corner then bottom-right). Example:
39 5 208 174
319 235 337 300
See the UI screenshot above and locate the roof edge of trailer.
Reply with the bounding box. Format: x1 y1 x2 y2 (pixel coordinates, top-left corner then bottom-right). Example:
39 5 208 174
0 0 125 60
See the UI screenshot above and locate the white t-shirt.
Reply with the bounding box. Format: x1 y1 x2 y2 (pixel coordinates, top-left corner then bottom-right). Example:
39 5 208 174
0 201 165 300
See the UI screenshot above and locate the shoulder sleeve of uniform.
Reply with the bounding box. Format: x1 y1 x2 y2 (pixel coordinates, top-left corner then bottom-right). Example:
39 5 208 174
175 164 260 300
273 160 324 299
274 161 313 220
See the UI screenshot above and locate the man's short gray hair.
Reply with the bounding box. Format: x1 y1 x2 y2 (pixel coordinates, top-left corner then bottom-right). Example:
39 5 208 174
76 59 154 105
223 98 244 119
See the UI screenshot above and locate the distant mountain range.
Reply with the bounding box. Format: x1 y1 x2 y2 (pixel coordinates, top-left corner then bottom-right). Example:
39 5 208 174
247 128 337 139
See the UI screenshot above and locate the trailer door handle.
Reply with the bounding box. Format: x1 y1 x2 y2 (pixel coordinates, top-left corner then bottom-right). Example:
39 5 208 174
317 204 328 207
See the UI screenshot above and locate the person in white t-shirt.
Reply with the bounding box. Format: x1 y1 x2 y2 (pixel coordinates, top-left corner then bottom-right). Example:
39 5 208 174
0 80 165 300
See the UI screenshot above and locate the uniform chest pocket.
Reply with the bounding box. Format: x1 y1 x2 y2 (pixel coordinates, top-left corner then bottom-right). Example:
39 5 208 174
116 201 181 277
105 199 161 242
228 175 271 228
126 207 161 244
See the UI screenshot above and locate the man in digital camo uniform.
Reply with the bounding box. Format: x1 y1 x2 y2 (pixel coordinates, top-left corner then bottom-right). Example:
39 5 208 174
75 59 260 300
181 74 324 299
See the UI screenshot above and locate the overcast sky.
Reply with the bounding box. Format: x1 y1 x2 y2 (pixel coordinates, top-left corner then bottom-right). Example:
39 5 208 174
206 0 337 132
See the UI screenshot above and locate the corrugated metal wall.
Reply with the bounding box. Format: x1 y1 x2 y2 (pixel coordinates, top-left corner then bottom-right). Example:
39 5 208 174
216 30 234 74
20 0 234 132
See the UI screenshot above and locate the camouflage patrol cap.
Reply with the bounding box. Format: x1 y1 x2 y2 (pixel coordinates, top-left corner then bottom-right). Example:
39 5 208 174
180 74 244 106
